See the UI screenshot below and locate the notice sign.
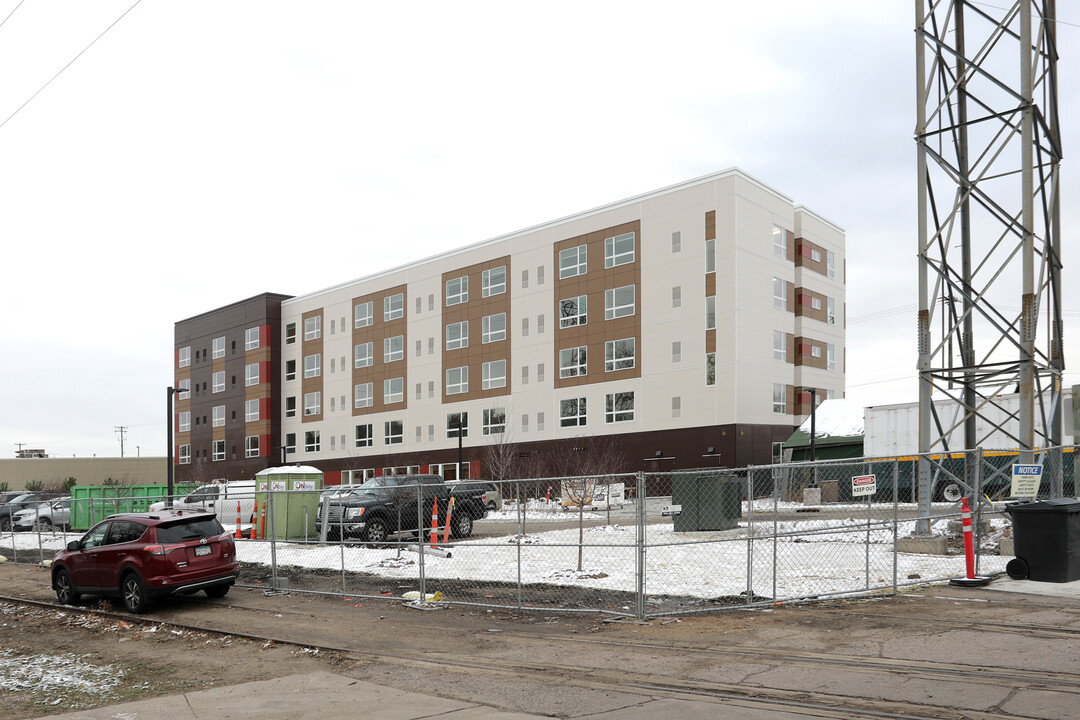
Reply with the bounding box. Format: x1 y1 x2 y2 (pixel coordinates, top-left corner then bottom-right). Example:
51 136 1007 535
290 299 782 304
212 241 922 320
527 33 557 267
661 504 682 516
1011 464 1043 497
851 474 877 497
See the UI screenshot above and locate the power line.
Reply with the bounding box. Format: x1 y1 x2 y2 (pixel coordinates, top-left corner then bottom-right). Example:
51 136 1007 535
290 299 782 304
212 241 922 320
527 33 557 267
0 0 25 32
0 0 144 130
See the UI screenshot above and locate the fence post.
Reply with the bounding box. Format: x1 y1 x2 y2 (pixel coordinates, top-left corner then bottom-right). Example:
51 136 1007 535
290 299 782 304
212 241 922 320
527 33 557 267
973 447 984 576
516 478 523 611
746 467 754 605
268 488 278 591
892 459 899 595
635 471 646 620
417 480 425 600
772 462 779 602
865 461 872 591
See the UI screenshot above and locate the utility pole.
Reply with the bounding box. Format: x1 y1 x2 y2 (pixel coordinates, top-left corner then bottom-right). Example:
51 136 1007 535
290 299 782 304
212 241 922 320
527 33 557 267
115 426 128 457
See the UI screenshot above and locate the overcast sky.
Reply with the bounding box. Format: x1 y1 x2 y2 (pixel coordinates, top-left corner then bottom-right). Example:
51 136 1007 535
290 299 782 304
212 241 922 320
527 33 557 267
1 1 1076 459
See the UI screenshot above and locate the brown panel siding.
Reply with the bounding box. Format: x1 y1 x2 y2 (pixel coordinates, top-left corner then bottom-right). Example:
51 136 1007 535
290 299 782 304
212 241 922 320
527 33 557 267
793 287 829 323
301 308 324 423
442 257 511 403
352 285 408 416
705 211 716 241
793 336 828 369
794 237 830 277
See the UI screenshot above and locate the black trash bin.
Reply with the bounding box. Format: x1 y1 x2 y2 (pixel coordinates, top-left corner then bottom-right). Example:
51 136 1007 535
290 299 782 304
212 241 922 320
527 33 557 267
1004 498 1080 582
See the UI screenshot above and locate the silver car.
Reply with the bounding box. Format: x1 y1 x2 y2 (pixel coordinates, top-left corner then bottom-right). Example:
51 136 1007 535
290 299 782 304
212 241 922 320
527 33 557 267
13 498 72 531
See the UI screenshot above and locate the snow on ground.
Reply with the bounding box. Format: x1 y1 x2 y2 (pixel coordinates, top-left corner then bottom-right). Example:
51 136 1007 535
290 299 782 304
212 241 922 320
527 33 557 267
0 647 124 696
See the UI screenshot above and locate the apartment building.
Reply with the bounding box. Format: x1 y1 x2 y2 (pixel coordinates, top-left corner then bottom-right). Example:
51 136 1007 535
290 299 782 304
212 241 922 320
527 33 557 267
174 170 844 485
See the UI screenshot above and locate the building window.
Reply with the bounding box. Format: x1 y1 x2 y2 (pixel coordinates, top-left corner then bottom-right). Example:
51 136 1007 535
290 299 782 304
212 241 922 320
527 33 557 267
605 285 635 320
285 323 296 344
384 420 403 445
354 382 373 408
304 316 321 340
354 301 373 328
812 296 823 311
178 379 190 400
384 293 404 321
560 397 586 427
812 345 822 358
827 251 836 279
383 377 403 404
828 297 836 324
482 408 506 435
245 363 259 386
773 384 787 414
245 399 259 422
521 269 529 288
672 396 682 418
428 380 435 398
212 336 225 359
304 354 321 378
672 287 682 309
482 313 506 343
537 265 545 284
559 244 587 279
827 343 836 371
285 433 296 456
522 317 529 336
355 424 373 448
178 346 191 368
605 231 635 268
560 295 587 328
285 396 296 418
446 366 468 395
605 391 635 423
285 359 296 381
245 327 260 350
672 231 681 253
384 335 404 362
481 266 506 297
178 411 190 433
304 392 321 416
706 353 716 386
482 360 506 389
706 296 716 330
773 278 787 308
811 248 822 263
212 440 225 461
772 330 785 361
212 371 225 393
672 341 682 363
605 338 636 371
305 430 321 452
705 238 716 273
538 363 545 382
446 412 468 439
415 382 422 400
179 444 191 464
354 342 373 368
446 276 468 306
446 321 469 350
559 346 587 378
521 365 529 384
245 435 259 458
773 225 787 256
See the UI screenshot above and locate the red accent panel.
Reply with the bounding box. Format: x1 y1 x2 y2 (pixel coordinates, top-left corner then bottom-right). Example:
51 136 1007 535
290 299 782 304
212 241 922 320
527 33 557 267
798 244 813 257
470 461 481 479
374 468 383 477
420 464 430 474
259 434 271 457
260 324 270 349
173 445 180 465
260 397 271 421
798 293 812 306
260 361 270 385
324 471 342 487
174 348 180 370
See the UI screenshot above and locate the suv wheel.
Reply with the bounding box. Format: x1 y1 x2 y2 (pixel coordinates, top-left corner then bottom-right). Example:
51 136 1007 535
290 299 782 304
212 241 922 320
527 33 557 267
121 571 150 613
364 517 389 544
451 512 473 539
55 569 80 605
0 518 10 532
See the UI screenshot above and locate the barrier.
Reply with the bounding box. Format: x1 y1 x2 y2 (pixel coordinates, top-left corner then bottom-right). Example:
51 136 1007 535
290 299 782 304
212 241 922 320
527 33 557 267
442 497 455 545
250 499 260 540
429 497 440 549
949 497 991 587
234 500 242 539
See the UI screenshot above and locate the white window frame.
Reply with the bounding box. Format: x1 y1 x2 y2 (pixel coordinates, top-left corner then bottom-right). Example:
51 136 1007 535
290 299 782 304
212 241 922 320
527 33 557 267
304 316 321 341
178 411 190 433
245 435 259 458
828 343 836 371
354 341 373 368
355 423 373 448
354 301 373 328
773 278 787 309
304 391 321 416
481 266 506 297
774 330 786 361
446 412 469 439
285 323 296 345
605 285 636 320
304 354 321 378
384 293 404 321
560 397 587 427
811 296 822 310
773 225 786 256
384 420 403 445
445 276 469 306
178 346 191 368
212 371 225 393
305 430 321 452
605 338 636 372
446 321 469 350
446 366 469 395
705 238 716 273
178 379 190 400
812 345 822 358
245 399 259 422
559 346 587 378
605 391 635 423
384 335 404 362
604 231 635 268
773 384 786 413
354 382 373 408
559 295 587 328
212 336 225 359
179 444 191 464
559 244 587 279
482 359 506 390
482 313 506 343
245 362 259 386
706 296 716 330
483 407 506 435
827 251 836 279
383 377 403 404
212 440 225 461
828 297 836 324
285 396 296 418
245 327 259 350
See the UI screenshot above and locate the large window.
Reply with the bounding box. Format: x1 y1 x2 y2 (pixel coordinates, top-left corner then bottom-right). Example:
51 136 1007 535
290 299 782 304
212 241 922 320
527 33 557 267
245 399 259 422
481 266 506 297
773 384 786 413
285 396 296 418
706 353 716 386
384 293 404 321
304 316 321 340
384 420 403 445
212 371 225 392
305 430 320 452
212 405 225 427
212 440 225 461
179 444 191 464
304 391 321 416
178 346 190 368
705 238 716 273
604 232 635 268
773 225 786 256
605 391 635 423
559 244 587 279
354 382 373 408
828 297 836 324
178 411 190 433
774 330 786 361
773 278 787 308
446 321 469 350
560 397 586 427
828 343 836 371
482 360 506 390
384 335 404 362
446 412 469 439
245 327 260 350
483 408 506 435
445 276 468 306
245 363 259 386
446 366 468 395
482 313 506 343
304 354 321 378
383 377 403 404
354 341 373 368
245 435 259 458
559 346 587 377
354 301 373 328
178 379 190 400
559 295 587 328
605 338 636 371
706 296 716 330
827 251 836 279
355 424 373 448
212 336 225 359
605 285 636 319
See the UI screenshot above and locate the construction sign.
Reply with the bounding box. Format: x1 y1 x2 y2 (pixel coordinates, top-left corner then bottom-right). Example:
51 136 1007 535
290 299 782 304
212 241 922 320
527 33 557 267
851 474 877 497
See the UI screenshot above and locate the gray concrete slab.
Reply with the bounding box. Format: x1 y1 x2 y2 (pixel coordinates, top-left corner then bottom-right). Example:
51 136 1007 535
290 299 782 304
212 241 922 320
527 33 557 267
982 575 1080 599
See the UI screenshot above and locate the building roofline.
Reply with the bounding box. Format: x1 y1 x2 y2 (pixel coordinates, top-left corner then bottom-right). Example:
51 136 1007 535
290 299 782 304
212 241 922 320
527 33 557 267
793 204 846 234
175 292 293 326
284 168 826 306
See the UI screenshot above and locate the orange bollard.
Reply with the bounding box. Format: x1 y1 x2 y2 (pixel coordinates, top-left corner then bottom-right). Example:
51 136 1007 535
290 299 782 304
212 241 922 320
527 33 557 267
234 500 242 539
949 496 991 586
249 498 259 540
429 497 440 549
442 497 456 545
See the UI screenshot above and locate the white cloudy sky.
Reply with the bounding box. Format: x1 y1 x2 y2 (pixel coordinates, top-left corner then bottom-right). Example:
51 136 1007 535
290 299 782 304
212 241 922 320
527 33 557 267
0 1 1077 459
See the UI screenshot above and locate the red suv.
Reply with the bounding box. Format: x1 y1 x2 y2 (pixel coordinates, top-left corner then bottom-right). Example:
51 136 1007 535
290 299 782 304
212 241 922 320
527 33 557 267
51 509 239 613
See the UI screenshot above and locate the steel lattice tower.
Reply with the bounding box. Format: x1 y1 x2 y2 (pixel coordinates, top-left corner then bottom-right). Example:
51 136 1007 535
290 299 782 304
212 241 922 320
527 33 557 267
915 1 1064 524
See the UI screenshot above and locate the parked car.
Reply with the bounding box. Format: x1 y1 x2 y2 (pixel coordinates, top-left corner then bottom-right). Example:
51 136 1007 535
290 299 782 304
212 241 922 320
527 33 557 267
12 497 72 531
0 491 27 507
148 481 257 526
0 493 58 531
51 509 238 613
447 480 503 512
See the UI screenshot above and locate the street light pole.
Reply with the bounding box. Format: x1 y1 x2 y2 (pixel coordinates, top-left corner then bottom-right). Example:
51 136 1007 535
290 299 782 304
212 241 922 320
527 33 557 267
455 416 463 480
166 386 180 507
808 388 818 487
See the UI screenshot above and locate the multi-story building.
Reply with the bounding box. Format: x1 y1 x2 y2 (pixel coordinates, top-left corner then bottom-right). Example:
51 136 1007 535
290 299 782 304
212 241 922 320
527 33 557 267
174 170 844 485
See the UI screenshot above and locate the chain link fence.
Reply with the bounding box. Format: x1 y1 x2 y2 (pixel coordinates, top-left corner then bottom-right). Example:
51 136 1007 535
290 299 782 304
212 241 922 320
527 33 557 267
1 447 1074 618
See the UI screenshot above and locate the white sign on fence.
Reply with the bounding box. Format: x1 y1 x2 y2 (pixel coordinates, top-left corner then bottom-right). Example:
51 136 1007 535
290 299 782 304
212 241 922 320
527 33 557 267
851 474 877 497
1011 464 1043 497
661 504 682 516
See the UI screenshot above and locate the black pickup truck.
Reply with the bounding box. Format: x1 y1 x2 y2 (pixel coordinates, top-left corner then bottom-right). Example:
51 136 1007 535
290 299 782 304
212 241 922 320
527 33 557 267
316 474 488 542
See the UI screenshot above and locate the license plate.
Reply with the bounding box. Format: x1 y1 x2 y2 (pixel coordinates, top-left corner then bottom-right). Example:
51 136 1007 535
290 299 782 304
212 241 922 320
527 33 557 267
195 545 211 556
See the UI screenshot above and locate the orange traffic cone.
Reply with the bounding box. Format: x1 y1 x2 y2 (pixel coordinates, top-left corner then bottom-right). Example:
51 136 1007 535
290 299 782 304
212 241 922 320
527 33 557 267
234 500 243 539
442 496 456 545
429 497 440 549
250 499 260 540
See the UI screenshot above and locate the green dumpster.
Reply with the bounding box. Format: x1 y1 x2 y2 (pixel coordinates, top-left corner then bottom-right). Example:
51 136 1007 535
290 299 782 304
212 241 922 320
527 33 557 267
70 484 197 530
671 472 742 532
255 466 324 540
